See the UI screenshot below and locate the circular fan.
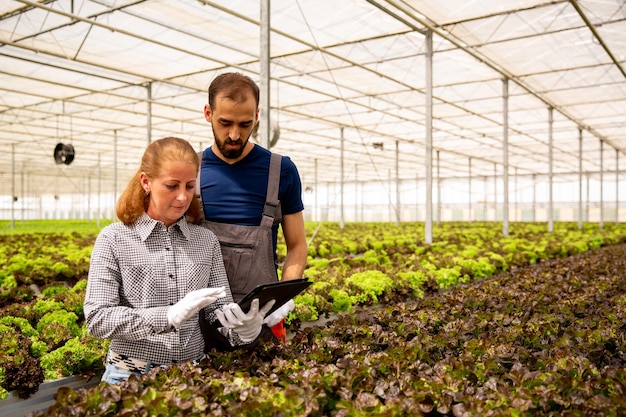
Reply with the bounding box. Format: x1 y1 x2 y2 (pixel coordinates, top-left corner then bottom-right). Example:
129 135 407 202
54 143 75 165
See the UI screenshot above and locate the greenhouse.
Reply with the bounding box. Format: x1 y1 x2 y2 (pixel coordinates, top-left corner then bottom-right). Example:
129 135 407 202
1 1 625 416
2 0 626 232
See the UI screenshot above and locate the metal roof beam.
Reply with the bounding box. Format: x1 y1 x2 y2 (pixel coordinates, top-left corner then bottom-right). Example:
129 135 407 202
568 0 626 80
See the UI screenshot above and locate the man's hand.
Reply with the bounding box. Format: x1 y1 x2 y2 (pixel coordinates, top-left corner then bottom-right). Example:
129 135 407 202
215 299 276 343
167 287 226 329
263 299 295 327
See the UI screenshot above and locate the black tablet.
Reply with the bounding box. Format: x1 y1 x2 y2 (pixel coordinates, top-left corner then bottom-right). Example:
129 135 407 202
238 278 312 316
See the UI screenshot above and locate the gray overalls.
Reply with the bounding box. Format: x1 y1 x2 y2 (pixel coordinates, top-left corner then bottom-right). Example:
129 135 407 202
196 152 283 303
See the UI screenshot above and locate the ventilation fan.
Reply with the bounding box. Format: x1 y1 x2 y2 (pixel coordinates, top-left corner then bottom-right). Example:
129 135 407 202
269 123 280 148
251 121 280 148
54 143 75 165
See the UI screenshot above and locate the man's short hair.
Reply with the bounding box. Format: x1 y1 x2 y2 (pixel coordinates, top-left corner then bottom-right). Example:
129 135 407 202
208 72 260 108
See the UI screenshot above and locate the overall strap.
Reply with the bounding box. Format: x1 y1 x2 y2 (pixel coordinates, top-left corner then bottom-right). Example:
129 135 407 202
260 152 282 228
196 150 282 226
196 151 205 221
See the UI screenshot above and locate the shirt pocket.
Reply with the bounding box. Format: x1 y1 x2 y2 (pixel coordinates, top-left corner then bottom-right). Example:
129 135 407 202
184 262 214 291
120 264 169 308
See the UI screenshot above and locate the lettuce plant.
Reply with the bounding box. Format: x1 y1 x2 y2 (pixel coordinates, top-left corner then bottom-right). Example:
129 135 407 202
40 336 106 380
345 270 394 304
36 310 81 338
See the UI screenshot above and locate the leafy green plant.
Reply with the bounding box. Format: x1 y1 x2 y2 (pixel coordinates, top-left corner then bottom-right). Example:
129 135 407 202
4 220 626 403
432 266 462 289
36 237 626 415
357 249 391 266
0 368 7 400
37 310 81 338
453 256 497 280
0 316 38 338
40 336 107 380
0 324 44 399
328 288 354 313
33 299 65 319
397 270 428 298
41 284 69 297
345 270 394 304
291 293 319 322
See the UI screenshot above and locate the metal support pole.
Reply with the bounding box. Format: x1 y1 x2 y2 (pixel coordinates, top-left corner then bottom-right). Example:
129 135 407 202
355 165 359 222
578 128 583 230
468 157 472 223
416 172 419 222
359 180 363 222
314 158 318 222
11 144 15 229
395 140 400 226
87 174 91 223
493 163 497 221
502 78 509 236
548 107 554 232
114 130 118 220
340 127 344 229
615 149 619 224
600 140 604 229
436 150 441 225
260 0 271 149
326 181 330 221
424 30 433 244
388 169 392 222
532 174 536 222
484 176 488 220
20 171 24 224
586 174 590 222
97 153 102 228
514 167 518 222
147 82 152 144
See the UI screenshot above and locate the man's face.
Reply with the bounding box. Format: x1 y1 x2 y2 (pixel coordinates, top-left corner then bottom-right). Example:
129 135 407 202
205 92 258 161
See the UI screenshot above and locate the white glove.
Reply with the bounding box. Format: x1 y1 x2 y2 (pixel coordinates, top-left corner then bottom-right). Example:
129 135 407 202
167 287 226 329
215 299 276 343
263 299 295 327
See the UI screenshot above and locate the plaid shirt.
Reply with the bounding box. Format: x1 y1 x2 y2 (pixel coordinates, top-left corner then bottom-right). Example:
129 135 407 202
85 213 238 365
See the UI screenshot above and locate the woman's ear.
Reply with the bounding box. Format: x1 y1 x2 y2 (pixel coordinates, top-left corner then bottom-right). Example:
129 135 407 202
140 172 151 193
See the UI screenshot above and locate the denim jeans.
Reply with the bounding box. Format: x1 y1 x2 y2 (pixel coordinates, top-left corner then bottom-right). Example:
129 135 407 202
102 356 203 384
101 363 140 384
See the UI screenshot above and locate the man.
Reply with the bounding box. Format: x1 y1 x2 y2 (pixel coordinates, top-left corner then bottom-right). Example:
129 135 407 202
198 72 308 344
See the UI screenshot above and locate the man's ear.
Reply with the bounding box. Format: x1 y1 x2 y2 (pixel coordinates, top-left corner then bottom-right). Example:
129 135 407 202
204 104 212 123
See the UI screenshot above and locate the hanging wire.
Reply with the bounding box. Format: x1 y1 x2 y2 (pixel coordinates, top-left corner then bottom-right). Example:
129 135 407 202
294 0 402 230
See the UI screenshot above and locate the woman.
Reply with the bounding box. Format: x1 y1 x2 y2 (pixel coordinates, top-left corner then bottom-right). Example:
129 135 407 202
84 137 273 384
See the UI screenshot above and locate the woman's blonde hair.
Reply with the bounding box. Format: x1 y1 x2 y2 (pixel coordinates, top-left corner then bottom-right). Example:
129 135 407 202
116 136 203 225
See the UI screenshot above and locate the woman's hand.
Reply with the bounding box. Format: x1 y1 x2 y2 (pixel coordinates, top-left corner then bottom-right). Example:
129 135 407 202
215 299 276 342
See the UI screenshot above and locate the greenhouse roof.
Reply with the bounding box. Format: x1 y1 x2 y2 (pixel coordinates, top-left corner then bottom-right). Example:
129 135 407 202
1 0 625 197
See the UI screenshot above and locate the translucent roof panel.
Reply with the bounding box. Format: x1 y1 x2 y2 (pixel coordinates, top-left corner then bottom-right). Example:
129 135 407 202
1 0 625 199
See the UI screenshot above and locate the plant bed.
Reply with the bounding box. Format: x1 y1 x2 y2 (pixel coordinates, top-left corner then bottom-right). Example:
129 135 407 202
27 243 626 416
1 374 101 417
0 223 626 410
2 221 626 406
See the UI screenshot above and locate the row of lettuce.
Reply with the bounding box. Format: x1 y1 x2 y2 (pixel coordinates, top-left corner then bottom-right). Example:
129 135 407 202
33 231 626 416
1 221 626 399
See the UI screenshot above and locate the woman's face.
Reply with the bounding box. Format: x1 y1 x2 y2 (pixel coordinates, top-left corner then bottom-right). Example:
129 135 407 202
141 160 197 227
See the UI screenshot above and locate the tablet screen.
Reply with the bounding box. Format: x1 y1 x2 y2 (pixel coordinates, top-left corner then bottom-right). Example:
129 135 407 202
238 278 312 316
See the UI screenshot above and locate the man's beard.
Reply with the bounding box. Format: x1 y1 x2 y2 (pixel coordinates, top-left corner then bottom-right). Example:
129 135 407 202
213 129 249 160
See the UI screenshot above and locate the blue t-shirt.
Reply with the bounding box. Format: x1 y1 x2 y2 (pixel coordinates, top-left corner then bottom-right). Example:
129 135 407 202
200 145 304 254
